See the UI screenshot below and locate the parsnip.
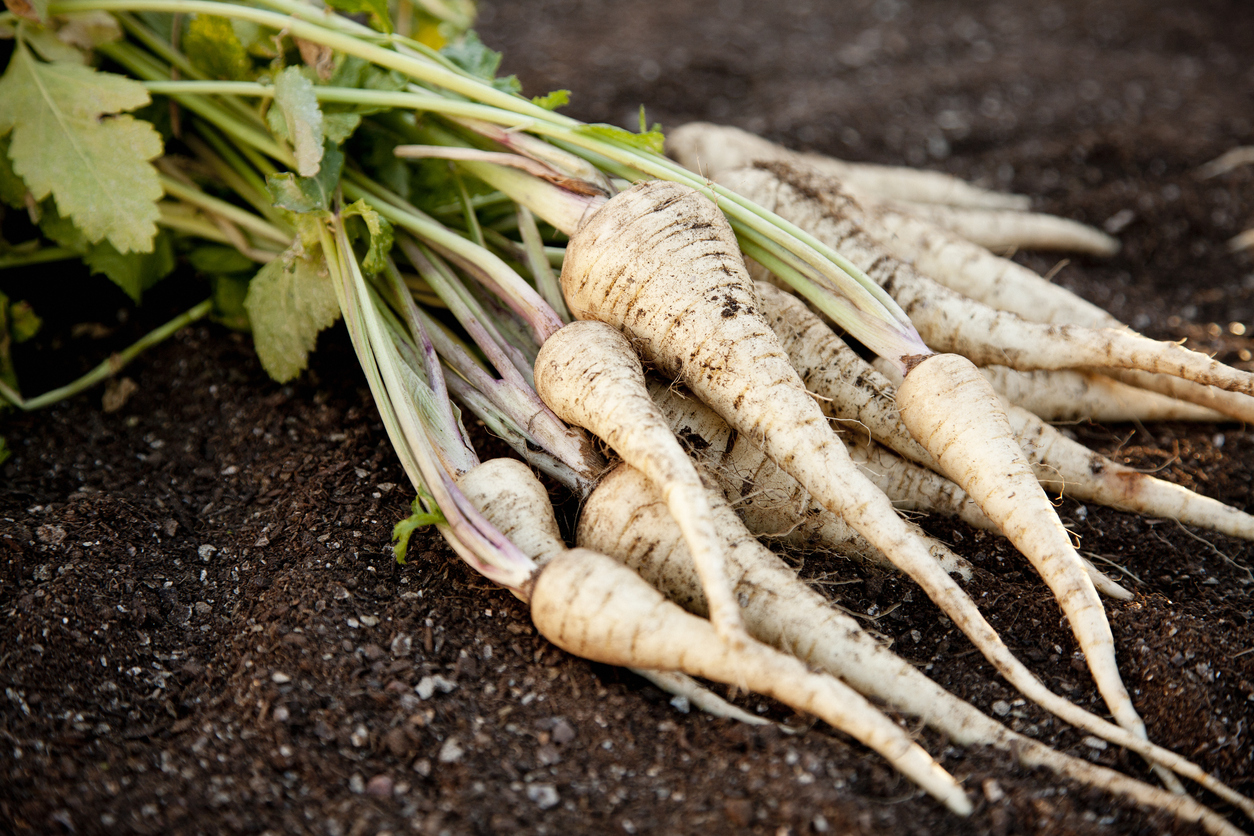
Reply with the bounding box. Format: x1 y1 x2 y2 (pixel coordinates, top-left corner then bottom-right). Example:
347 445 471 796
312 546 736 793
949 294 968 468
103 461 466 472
558 179 1154 773
875 198 1120 256
532 548 973 814
645 378 975 580
723 162 1254 401
534 320 748 644
458 458 973 815
747 276 1156 771
872 357 1254 543
979 365 1228 423
577 464 1253 831
667 121 1033 210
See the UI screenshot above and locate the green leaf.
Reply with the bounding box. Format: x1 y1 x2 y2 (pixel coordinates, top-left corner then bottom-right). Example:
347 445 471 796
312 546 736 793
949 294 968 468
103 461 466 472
183 13 254 81
325 0 393 34
266 141 344 214
82 230 175 303
0 41 162 253
392 490 445 563
322 111 362 144
440 32 521 95
36 202 174 302
0 436 10 465
210 274 251 332
341 199 393 275
0 135 28 209
270 66 324 176
243 246 341 383
531 89 570 111
24 26 87 64
574 122 666 156
9 299 40 343
188 244 255 276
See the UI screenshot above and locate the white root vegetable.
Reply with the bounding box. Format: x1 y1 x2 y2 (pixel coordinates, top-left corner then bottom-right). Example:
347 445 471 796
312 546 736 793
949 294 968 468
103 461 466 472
532 548 974 814
743 276 1160 774
895 354 1174 788
671 124 1122 324
871 357 1254 544
558 179 1159 779
978 366 1228 423
721 162 1254 399
667 121 1033 210
875 198 1120 256
645 378 975 580
846 198 1122 326
843 434 997 531
458 458 972 815
757 282 1138 596
577 463 1253 831
533 320 748 645
670 124 1247 422
1103 367 1254 424
453 458 766 727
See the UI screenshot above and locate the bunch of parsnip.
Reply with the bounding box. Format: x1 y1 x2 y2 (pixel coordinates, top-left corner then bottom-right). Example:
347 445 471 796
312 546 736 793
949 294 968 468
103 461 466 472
1 2 1252 831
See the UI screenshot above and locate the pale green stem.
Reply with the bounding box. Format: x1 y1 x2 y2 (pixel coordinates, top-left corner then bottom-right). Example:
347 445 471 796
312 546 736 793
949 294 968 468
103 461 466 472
324 216 536 591
62 0 924 360
116 12 265 130
185 129 291 230
342 174 563 343
0 300 213 411
160 175 291 245
0 246 77 269
100 41 291 165
516 205 569 322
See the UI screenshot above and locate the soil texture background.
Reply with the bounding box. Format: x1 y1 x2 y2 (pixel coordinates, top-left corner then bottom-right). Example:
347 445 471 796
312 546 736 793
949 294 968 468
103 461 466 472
4 0 1254 834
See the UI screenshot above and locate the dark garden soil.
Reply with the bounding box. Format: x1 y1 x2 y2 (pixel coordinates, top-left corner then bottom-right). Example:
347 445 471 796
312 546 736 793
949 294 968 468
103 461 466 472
4 0 1254 833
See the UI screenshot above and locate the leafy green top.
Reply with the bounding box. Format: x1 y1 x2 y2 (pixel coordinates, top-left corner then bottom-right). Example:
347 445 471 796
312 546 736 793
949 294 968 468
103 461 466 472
0 36 163 254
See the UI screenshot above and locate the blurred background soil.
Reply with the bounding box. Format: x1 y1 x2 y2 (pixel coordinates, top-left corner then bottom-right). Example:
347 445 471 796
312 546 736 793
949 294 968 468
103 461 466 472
2 1 1254 833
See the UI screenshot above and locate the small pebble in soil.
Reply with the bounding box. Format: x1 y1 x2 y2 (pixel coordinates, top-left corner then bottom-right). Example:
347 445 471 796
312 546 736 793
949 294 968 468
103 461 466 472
384 727 410 758
349 774 365 794
552 718 576 745
390 633 412 656
350 725 369 747
438 737 464 764
983 779 1006 803
1082 735 1109 750
271 672 291 684
991 700 1011 716
365 774 393 798
526 784 559 810
416 675 457 700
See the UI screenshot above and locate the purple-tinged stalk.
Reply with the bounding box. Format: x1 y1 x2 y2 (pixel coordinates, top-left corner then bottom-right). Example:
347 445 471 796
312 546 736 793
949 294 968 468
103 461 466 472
322 207 537 594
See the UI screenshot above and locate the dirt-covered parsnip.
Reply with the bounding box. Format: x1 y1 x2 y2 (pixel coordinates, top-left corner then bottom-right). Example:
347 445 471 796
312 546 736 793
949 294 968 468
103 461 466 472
458 458 973 815
557 179 1155 763
979 366 1228 423
577 464 1254 830
870 357 1254 543
735 258 1159 772
871 199 1120 256
451 457 763 728
895 353 1177 787
533 320 747 645
645 379 975 580
721 163 1254 400
667 122 1032 210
